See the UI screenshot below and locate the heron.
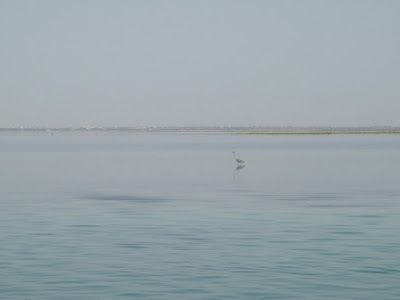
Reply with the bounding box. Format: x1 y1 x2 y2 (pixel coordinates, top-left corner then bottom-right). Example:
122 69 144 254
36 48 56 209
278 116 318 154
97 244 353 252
232 151 245 165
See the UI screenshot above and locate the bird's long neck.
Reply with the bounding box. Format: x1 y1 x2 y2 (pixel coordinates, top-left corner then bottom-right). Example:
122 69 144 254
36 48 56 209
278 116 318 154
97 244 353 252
233 152 237 159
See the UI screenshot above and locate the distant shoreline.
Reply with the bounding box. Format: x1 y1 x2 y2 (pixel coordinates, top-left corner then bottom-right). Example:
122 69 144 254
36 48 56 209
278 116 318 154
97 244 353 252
1 126 400 135
237 130 400 135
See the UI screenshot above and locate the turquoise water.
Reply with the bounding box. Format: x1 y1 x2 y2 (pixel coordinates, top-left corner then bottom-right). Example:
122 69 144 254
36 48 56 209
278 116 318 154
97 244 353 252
1 133 400 299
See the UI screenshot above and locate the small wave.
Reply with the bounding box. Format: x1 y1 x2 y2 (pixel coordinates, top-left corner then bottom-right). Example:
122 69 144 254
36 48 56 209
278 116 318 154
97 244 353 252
354 266 400 274
82 193 168 202
117 243 147 249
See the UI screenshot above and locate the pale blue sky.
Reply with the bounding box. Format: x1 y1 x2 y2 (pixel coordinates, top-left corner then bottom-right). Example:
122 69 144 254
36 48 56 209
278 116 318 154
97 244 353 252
1 0 399 127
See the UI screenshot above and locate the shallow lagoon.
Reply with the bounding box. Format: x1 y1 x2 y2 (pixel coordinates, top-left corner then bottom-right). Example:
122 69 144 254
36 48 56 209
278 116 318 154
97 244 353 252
1 133 399 299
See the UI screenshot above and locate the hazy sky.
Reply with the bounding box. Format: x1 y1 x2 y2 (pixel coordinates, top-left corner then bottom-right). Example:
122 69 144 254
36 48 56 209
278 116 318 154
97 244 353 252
1 0 399 127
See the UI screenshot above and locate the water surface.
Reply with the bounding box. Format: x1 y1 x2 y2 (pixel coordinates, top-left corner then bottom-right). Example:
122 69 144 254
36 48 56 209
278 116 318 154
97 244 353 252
1 133 399 299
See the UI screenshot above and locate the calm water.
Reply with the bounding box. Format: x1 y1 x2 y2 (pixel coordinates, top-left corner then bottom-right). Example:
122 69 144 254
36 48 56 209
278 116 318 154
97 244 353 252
1 133 399 299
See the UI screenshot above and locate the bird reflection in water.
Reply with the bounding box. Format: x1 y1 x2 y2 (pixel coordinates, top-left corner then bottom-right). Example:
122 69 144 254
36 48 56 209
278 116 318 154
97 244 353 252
236 165 245 171
233 163 246 182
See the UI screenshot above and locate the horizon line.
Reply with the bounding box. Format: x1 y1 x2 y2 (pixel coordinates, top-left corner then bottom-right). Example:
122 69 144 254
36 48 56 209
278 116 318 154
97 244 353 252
1 125 400 131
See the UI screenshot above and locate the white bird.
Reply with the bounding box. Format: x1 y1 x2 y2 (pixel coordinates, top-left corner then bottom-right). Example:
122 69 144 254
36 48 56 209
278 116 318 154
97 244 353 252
232 151 245 164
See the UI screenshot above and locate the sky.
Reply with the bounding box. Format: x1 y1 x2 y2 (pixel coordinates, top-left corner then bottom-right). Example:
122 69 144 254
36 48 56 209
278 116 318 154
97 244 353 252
1 0 399 128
